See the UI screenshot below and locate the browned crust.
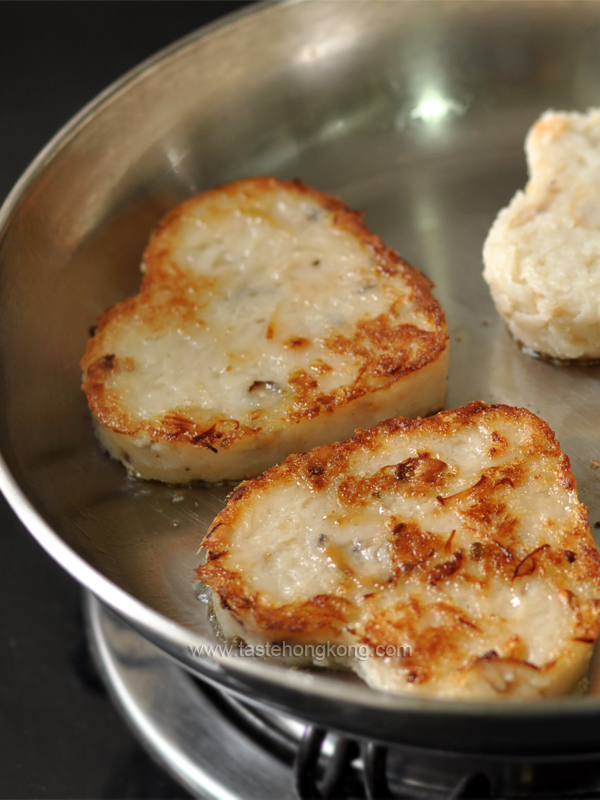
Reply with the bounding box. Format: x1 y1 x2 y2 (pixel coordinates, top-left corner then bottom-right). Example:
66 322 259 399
199 401 574 508
196 402 600 686
81 176 448 446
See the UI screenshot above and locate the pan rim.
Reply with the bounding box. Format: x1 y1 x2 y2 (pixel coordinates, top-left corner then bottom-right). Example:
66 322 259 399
2 0 600 735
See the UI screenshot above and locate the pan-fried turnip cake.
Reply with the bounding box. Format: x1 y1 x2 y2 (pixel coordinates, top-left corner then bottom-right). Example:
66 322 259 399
82 178 448 483
483 108 600 362
197 402 600 699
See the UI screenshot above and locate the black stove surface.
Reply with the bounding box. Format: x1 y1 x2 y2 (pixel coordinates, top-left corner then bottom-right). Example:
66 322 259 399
0 4 249 798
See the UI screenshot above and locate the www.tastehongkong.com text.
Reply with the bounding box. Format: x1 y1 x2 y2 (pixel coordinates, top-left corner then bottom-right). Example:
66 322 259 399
187 642 411 661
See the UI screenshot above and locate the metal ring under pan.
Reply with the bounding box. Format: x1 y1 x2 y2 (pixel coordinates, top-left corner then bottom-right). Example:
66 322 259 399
3 0 600 753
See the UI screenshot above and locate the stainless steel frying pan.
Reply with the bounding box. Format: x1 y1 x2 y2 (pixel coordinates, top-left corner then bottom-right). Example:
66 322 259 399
3 0 600 755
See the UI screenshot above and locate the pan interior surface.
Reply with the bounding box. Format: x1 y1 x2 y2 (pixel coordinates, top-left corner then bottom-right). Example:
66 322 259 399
2 0 600 749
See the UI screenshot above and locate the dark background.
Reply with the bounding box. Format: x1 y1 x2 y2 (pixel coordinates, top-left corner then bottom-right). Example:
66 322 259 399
0 3 251 798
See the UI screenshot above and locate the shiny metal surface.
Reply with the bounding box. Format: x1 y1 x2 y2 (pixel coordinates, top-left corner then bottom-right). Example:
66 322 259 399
86 592 600 799
85 591 295 800
3 0 600 751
